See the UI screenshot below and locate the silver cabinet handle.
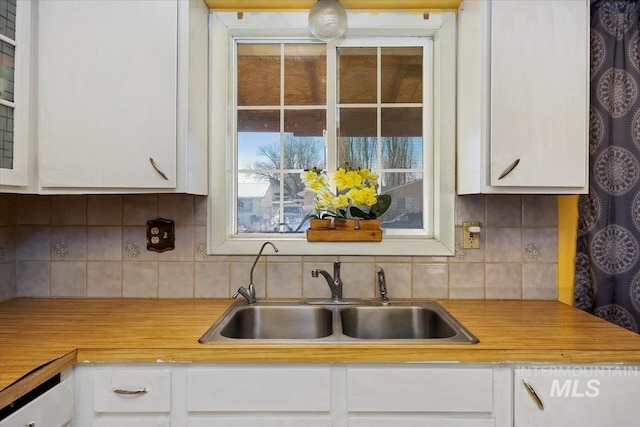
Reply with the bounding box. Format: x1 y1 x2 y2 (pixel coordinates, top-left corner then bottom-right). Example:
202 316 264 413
498 158 520 180
149 157 169 180
28 422 35 427
112 387 149 395
522 379 544 410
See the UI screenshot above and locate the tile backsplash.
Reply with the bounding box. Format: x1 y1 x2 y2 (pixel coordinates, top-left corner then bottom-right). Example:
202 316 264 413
0 194 558 301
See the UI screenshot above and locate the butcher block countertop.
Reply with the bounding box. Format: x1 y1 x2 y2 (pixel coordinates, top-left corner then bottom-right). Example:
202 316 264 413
1 298 639 407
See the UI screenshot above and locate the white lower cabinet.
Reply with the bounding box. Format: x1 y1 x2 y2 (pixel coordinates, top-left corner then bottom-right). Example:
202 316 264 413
347 366 507 426
349 420 494 427
74 365 171 426
186 365 332 426
514 366 640 426
69 362 640 426
188 418 332 427
0 377 73 427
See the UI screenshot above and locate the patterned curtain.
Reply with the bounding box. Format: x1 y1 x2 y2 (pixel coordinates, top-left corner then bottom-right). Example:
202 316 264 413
574 0 640 333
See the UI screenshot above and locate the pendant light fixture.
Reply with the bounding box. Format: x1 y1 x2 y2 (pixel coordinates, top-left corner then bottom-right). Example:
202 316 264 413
308 0 348 42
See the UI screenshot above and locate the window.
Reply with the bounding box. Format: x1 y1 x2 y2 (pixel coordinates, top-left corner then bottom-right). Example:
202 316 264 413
209 12 456 256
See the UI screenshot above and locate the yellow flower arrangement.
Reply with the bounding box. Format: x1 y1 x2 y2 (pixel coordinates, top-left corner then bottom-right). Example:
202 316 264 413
299 164 391 226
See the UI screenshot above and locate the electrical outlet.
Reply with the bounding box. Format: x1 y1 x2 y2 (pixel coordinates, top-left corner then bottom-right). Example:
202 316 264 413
146 218 175 253
462 221 481 249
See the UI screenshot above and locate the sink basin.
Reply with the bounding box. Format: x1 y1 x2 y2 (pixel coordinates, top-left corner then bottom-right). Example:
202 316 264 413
199 300 478 344
214 305 333 340
340 306 456 339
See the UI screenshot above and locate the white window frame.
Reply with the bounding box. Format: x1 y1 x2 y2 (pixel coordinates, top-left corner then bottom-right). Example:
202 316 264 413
208 11 456 256
0 0 31 187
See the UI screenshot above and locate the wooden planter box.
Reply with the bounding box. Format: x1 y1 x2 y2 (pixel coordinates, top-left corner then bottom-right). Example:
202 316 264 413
306 218 382 242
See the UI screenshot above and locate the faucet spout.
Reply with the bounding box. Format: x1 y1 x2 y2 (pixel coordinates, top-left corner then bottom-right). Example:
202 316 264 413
376 267 390 305
311 261 343 302
233 241 279 305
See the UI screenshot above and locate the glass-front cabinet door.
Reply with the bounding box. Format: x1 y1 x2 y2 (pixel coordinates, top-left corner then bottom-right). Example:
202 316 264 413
0 0 30 188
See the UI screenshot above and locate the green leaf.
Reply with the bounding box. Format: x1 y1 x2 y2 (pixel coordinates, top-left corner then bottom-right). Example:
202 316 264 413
349 206 370 219
370 194 391 219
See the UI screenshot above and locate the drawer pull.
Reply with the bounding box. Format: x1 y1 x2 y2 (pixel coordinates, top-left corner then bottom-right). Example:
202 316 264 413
149 157 169 180
498 158 520 180
522 379 544 410
28 422 35 427
113 387 149 396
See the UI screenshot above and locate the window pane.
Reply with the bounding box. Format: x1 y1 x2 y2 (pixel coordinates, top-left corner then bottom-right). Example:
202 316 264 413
338 47 376 104
380 172 423 230
237 44 280 106
381 136 423 170
381 47 422 103
338 108 377 168
284 109 326 170
0 104 13 169
0 0 16 40
381 107 423 170
274 172 308 233
237 110 280 170
381 107 421 137
237 173 274 233
284 44 326 105
0 40 15 102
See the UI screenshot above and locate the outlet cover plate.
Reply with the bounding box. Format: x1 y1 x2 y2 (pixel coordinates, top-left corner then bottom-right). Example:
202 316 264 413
462 221 481 249
147 218 175 253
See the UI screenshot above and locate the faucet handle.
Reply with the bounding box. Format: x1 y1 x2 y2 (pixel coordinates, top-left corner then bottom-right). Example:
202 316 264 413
233 286 256 305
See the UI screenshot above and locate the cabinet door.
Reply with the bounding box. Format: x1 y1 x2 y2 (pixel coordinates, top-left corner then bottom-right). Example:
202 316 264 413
490 0 588 188
0 0 31 188
38 0 178 189
515 367 640 426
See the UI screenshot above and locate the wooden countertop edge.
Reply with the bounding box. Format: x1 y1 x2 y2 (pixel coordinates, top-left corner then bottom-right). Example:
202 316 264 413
0 350 76 409
75 347 640 364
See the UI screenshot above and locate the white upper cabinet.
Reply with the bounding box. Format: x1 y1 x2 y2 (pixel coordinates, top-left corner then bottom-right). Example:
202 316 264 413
37 0 208 194
457 0 589 194
0 0 34 191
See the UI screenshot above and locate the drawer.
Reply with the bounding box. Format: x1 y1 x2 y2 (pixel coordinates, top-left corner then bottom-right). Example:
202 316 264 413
93 369 171 413
349 419 495 427
347 367 494 412
94 417 170 427
187 366 331 412
189 417 332 427
0 377 73 427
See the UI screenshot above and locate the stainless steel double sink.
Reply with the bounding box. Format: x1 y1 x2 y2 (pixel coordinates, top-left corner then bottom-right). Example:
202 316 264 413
199 300 478 344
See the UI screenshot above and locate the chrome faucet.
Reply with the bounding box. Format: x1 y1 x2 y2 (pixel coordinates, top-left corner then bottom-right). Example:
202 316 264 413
376 267 390 305
311 262 343 302
233 241 279 305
